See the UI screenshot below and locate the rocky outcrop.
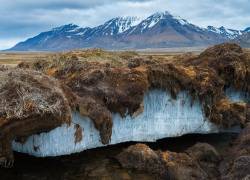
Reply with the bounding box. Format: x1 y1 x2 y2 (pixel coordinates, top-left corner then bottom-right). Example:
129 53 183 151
0 67 71 167
117 143 221 180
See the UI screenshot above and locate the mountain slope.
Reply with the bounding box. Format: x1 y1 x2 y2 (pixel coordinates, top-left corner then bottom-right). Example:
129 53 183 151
233 32 250 47
9 11 247 51
244 27 250 33
11 24 93 51
121 12 227 48
207 26 242 39
10 17 142 51
89 16 141 37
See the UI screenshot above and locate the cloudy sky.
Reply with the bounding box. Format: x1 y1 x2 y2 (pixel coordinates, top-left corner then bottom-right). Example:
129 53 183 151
0 0 249 50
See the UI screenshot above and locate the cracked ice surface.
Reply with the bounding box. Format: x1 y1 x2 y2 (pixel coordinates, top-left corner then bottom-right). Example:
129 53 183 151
12 90 220 157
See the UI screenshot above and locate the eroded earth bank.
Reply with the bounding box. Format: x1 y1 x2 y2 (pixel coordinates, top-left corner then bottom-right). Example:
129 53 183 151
0 43 249 179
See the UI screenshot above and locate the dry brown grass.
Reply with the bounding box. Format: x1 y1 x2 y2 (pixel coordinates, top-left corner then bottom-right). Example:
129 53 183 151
0 49 196 67
0 67 71 167
0 52 53 66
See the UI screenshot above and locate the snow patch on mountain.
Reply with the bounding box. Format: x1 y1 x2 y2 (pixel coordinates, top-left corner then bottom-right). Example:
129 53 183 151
132 11 204 34
91 16 142 36
207 26 242 39
141 11 171 30
176 18 188 26
51 24 79 33
75 28 90 36
117 17 142 33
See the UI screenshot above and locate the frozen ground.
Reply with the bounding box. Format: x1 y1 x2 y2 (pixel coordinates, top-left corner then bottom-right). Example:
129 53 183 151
225 87 249 103
12 89 246 157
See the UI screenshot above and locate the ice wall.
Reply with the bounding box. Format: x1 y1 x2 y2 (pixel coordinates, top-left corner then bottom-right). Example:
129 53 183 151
12 90 221 157
225 87 249 103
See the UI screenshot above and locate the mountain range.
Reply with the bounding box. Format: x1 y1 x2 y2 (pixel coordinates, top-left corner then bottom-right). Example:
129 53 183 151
8 11 250 51
233 28 250 47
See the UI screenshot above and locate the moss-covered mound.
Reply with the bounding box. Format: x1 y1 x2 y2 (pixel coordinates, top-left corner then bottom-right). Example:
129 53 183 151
0 67 71 167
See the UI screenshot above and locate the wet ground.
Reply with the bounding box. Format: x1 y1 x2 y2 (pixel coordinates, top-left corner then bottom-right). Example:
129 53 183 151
0 133 237 180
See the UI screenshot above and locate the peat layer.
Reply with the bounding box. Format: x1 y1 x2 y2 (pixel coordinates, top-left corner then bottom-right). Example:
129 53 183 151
0 68 71 167
0 43 249 167
116 123 250 180
117 143 221 180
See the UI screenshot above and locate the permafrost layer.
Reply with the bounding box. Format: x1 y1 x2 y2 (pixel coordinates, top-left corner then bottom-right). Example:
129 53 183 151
226 88 249 103
12 89 247 157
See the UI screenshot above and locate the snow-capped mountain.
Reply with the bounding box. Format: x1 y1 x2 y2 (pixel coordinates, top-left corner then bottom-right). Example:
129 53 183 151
207 26 242 39
90 16 142 37
233 29 250 47
244 27 250 33
9 11 249 51
38 24 91 39
9 24 93 51
121 11 226 48
126 11 199 34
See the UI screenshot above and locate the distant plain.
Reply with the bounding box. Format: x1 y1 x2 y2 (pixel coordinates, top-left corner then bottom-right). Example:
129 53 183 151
1 47 249 66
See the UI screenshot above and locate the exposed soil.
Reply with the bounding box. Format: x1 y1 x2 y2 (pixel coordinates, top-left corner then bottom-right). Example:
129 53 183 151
115 123 250 180
0 43 249 169
220 123 250 179
0 133 237 180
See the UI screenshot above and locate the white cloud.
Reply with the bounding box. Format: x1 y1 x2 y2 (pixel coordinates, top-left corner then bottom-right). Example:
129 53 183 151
0 38 23 50
0 0 250 50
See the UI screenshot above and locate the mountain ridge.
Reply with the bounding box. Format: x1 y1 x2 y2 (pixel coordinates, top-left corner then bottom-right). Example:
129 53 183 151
8 11 249 51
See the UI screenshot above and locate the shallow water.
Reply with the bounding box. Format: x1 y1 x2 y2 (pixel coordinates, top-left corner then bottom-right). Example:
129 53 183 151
1 133 237 180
